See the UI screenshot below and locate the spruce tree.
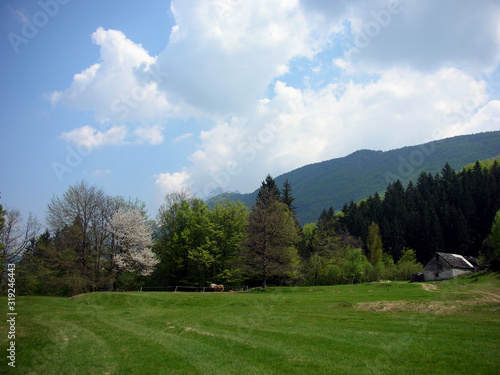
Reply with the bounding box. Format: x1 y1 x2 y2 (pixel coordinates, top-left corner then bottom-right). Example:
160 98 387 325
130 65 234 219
281 179 296 213
242 175 300 287
256 174 281 203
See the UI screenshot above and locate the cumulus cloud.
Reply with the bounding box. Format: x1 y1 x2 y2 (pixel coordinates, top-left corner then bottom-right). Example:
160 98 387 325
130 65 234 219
60 125 127 148
50 27 170 124
327 0 500 74
134 125 164 145
145 0 338 116
155 170 191 194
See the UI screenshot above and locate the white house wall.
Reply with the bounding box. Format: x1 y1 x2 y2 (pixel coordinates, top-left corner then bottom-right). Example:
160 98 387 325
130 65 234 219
424 269 454 281
423 268 472 281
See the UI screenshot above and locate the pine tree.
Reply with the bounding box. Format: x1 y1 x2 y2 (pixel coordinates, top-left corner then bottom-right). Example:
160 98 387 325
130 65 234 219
281 179 296 213
256 174 281 203
242 176 300 287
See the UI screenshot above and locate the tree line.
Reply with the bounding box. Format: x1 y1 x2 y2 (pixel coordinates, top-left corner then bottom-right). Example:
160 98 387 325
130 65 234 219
338 161 500 266
1 160 499 295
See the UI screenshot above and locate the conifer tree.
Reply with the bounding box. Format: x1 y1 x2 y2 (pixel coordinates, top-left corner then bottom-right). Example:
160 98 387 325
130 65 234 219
242 176 300 287
281 179 296 213
256 174 281 203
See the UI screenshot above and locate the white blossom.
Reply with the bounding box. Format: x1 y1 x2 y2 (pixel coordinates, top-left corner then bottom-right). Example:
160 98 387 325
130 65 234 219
107 208 159 276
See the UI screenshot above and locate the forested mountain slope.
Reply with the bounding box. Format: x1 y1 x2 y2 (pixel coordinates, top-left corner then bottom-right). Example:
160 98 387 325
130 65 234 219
208 131 500 224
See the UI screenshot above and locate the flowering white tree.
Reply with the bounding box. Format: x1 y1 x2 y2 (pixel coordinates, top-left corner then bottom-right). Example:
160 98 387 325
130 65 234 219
107 208 159 276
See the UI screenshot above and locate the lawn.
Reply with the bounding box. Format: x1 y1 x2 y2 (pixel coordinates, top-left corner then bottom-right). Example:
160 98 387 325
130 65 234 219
1 272 499 374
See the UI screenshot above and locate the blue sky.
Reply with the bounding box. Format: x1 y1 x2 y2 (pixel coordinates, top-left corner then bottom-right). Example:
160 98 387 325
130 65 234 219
1 0 500 224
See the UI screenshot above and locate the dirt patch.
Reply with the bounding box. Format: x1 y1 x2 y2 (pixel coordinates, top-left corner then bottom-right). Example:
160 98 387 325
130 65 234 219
472 290 500 303
355 295 500 314
421 283 438 291
183 327 214 337
354 300 457 314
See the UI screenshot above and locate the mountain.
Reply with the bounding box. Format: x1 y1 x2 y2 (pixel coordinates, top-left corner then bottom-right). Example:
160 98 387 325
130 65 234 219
207 131 500 224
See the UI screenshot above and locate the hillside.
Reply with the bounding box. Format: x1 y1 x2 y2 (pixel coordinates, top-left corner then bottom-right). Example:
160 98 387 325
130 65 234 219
208 131 500 224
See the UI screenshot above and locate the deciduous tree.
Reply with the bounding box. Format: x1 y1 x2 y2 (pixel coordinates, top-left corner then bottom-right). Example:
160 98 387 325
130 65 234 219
366 222 383 264
489 209 500 269
0 207 40 285
107 208 158 276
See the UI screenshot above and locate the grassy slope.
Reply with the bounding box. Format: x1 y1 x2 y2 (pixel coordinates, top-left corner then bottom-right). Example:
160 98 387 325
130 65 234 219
1 273 499 374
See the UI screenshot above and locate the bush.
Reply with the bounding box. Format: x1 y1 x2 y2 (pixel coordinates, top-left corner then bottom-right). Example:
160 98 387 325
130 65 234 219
321 264 342 285
394 248 422 280
342 247 371 284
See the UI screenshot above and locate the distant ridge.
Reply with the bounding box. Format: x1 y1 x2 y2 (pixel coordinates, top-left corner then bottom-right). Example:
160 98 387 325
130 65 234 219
207 131 500 224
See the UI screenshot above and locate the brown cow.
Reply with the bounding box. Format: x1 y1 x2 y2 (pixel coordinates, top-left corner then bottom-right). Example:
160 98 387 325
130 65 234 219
210 283 224 292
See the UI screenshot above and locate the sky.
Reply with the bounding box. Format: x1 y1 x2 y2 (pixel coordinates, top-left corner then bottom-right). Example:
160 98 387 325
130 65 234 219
1 0 500 225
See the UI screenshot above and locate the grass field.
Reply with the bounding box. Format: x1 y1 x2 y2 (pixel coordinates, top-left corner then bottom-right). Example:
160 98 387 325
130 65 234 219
1 272 499 374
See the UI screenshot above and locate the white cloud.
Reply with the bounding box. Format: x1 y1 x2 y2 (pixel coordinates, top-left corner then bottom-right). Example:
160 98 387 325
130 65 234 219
50 27 170 124
60 125 127 148
91 169 111 177
155 170 191 194
327 0 500 74
134 125 164 145
174 133 193 143
146 0 338 116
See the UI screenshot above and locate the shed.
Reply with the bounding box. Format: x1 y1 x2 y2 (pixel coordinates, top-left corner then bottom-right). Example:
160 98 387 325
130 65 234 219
423 252 477 281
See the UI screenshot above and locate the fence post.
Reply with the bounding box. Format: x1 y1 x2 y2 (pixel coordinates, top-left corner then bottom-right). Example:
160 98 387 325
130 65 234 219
175 286 178 292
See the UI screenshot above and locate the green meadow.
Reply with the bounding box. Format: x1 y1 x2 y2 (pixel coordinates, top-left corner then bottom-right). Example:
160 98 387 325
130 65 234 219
1 273 499 374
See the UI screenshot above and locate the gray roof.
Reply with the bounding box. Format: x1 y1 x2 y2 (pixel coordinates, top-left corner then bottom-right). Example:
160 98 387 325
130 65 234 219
437 252 475 269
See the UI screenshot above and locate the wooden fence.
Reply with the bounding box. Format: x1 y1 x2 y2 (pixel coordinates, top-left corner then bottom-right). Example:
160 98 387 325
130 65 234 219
139 285 246 292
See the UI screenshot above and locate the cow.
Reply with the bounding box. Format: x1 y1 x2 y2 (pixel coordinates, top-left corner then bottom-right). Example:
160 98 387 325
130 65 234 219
210 283 224 292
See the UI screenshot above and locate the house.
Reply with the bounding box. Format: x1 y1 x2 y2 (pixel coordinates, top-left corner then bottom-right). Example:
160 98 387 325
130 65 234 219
423 252 477 281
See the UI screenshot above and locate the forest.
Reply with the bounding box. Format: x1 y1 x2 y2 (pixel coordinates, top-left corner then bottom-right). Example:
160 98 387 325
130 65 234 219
1 160 500 295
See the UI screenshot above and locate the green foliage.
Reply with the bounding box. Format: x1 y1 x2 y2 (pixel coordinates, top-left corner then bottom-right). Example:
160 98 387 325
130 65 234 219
395 248 422 280
303 252 324 286
302 223 316 247
489 210 500 269
17 229 92 296
381 253 397 280
322 264 343 285
281 178 296 212
154 197 248 286
340 159 500 265
256 174 281 202
369 260 386 281
115 270 145 291
366 221 383 264
242 176 301 287
342 247 371 284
